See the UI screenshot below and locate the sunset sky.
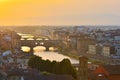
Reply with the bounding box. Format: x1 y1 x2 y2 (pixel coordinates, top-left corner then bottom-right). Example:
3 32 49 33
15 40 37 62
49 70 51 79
0 0 120 26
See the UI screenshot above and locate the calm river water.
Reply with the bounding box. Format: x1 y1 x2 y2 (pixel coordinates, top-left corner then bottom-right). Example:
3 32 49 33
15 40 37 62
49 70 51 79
21 46 79 64
34 51 79 64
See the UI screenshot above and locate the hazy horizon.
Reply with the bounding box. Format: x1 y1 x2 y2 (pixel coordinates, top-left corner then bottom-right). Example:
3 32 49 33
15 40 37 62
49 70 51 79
0 0 120 26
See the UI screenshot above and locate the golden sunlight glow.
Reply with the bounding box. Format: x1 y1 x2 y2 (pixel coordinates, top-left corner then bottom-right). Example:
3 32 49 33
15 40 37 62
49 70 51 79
21 46 30 52
0 0 120 25
0 0 8 2
34 46 46 52
49 47 54 51
0 0 14 3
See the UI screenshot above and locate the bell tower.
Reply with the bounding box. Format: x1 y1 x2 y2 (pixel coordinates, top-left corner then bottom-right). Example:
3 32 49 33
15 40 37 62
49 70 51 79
78 56 88 80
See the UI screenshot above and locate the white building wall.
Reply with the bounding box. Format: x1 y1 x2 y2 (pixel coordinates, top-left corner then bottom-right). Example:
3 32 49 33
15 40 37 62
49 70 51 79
115 46 120 55
88 45 96 54
114 36 120 41
102 47 110 56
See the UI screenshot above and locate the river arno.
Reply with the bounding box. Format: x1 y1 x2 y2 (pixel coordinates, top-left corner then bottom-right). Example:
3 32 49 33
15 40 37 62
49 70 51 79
21 46 79 64
34 51 79 64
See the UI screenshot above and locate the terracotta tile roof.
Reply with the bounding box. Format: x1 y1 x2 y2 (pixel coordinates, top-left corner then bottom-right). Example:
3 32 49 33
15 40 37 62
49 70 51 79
88 69 108 80
103 65 120 75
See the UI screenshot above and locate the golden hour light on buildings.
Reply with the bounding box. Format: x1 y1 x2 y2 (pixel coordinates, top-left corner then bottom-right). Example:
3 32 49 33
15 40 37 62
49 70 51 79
1 0 120 80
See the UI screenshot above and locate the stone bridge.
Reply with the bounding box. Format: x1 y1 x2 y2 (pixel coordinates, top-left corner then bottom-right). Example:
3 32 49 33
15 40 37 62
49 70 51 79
21 39 63 52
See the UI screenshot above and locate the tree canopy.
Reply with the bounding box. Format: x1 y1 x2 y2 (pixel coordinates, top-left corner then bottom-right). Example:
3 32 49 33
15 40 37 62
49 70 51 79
28 55 77 79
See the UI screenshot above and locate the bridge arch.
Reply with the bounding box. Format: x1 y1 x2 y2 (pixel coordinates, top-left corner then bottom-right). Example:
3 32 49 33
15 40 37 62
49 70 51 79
49 47 58 51
21 46 31 52
33 46 46 52
21 39 64 53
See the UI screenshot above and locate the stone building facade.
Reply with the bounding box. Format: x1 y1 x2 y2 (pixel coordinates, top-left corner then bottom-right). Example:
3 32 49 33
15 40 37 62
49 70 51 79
0 30 21 51
77 36 96 54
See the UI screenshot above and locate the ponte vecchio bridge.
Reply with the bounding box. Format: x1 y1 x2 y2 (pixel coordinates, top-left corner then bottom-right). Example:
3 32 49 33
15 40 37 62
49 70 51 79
21 38 64 52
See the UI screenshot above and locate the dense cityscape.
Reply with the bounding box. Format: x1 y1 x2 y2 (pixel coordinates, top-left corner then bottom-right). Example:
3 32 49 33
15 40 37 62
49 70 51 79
0 26 120 80
1 0 120 80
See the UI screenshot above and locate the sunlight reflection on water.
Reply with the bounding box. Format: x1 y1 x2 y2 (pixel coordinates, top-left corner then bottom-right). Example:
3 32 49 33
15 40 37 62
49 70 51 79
34 52 79 64
22 46 79 64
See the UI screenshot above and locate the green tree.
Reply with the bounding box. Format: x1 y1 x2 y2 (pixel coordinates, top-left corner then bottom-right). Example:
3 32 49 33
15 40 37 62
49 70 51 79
44 59 51 72
28 56 77 79
51 61 60 74
60 59 77 79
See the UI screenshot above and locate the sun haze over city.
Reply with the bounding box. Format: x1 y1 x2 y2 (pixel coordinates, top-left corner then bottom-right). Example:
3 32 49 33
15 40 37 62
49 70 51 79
0 0 120 26
1 0 120 80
